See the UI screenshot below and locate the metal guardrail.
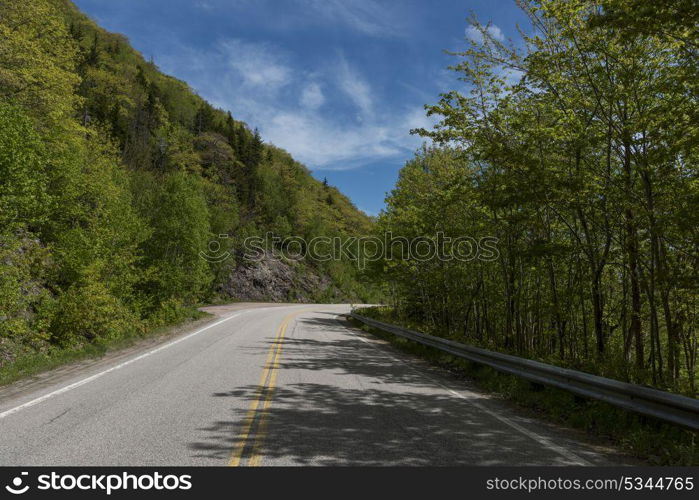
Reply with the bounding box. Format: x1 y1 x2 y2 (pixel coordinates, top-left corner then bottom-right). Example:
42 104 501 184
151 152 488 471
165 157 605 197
350 312 699 430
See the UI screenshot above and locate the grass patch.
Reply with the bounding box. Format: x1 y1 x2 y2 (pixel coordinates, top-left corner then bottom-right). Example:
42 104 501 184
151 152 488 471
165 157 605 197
349 308 698 466
0 307 209 388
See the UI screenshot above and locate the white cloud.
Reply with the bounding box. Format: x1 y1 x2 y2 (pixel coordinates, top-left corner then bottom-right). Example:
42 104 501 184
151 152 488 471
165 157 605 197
190 0 405 37
263 111 397 167
301 0 401 37
336 57 374 119
218 39 292 93
403 106 438 133
300 82 325 110
256 98 439 170
465 24 504 44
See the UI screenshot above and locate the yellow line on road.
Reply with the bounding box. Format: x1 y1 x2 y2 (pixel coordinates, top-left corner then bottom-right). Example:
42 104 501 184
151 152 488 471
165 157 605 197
247 322 287 466
228 309 307 466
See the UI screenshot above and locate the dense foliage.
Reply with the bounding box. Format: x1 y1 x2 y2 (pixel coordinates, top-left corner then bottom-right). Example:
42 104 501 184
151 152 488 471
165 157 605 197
376 0 698 395
0 0 374 366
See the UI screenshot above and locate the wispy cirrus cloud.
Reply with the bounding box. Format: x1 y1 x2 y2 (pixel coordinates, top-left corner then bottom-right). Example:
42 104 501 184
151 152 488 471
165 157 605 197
300 0 402 37
218 39 292 93
300 82 325 110
465 24 504 43
336 56 374 120
192 0 405 38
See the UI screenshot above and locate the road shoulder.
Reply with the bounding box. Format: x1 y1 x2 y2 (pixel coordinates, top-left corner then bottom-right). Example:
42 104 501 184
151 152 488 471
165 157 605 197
338 314 641 465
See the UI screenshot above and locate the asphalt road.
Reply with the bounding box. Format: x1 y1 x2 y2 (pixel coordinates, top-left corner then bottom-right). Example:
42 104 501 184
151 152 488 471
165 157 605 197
0 303 627 466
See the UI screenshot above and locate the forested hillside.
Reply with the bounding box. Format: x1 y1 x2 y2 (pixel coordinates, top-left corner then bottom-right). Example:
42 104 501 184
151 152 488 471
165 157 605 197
375 0 698 395
0 0 374 368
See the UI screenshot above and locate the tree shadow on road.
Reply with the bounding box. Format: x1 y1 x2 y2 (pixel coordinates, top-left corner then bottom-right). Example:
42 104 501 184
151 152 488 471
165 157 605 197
188 313 599 465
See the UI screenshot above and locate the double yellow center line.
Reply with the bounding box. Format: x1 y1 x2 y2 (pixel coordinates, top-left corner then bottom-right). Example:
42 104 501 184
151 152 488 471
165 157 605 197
228 309 305 466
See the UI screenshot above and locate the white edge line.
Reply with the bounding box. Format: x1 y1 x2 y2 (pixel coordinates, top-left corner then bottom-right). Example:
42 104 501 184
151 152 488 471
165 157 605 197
344 316 590 466
0 312 244 420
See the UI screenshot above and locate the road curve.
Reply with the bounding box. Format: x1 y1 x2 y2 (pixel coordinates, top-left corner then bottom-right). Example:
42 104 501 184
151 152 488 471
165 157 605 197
0 303 627 466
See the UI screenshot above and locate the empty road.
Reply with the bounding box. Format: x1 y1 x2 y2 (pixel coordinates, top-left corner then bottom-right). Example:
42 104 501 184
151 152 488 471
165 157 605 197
0 303 626 466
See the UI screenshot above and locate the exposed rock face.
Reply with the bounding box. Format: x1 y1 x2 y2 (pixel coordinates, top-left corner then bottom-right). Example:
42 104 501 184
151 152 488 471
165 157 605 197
219 251 340 303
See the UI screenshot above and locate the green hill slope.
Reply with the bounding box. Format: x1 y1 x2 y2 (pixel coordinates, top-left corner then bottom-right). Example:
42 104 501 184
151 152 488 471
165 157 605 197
0 0 376 368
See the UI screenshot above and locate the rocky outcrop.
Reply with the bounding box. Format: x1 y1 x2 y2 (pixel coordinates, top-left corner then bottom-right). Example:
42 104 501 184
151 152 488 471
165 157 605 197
218 251 341 303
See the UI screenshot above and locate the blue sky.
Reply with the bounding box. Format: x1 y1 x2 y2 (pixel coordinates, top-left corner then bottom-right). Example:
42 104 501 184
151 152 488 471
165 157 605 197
73 0 528 216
